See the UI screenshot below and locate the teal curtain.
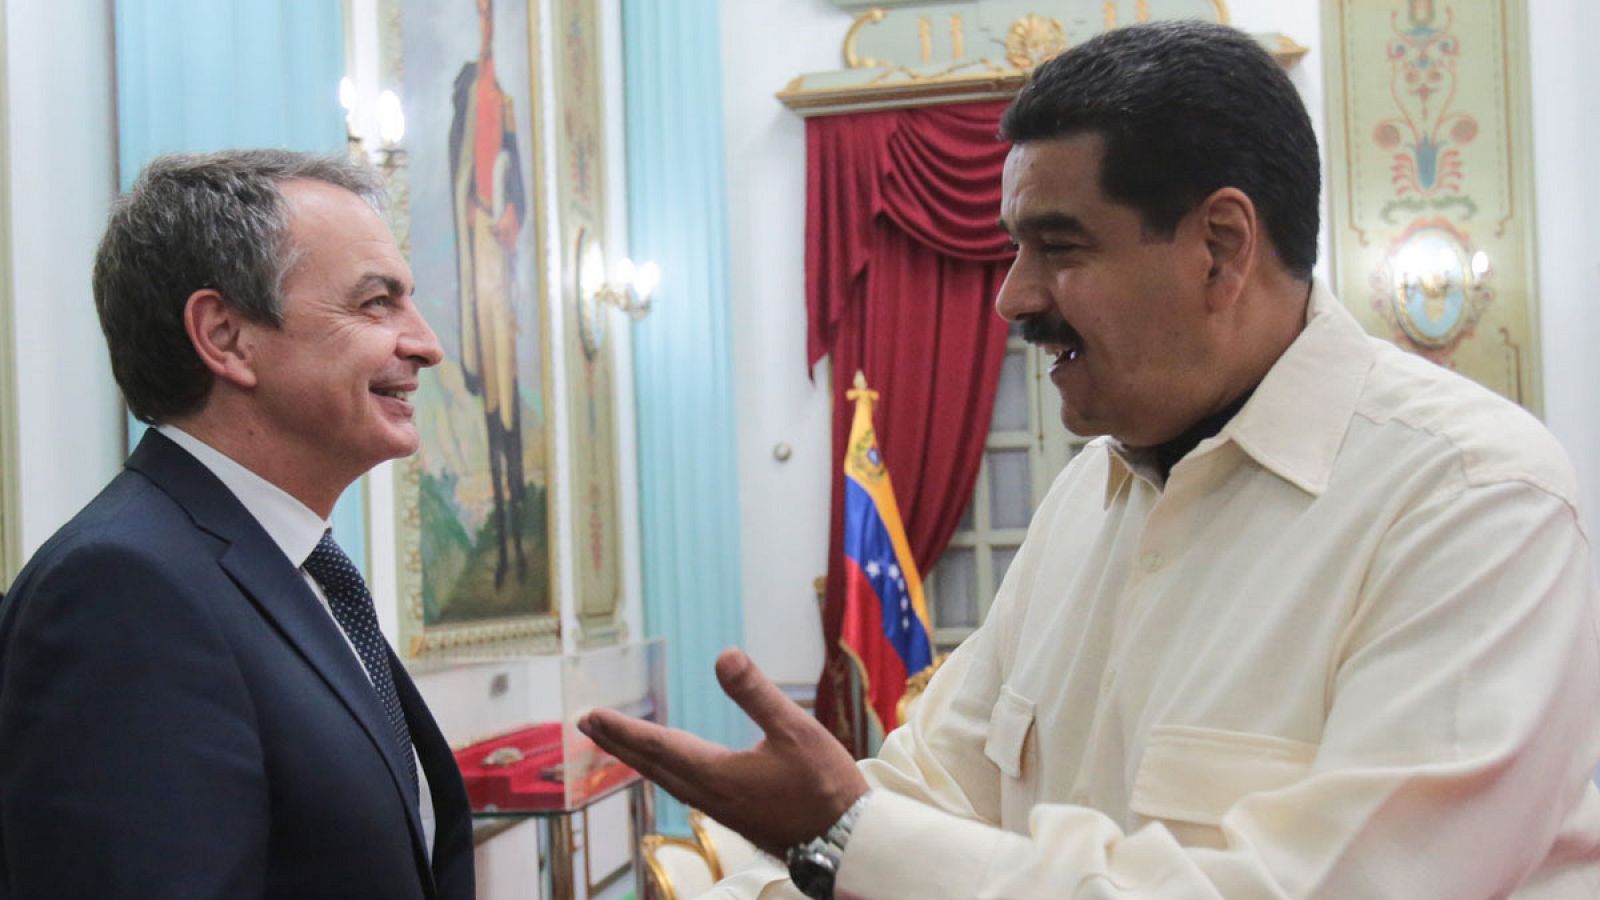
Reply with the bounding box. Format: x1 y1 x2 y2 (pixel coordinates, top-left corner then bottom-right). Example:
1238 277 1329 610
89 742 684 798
114 1 346 175
623 0 749 835
115 0 363 563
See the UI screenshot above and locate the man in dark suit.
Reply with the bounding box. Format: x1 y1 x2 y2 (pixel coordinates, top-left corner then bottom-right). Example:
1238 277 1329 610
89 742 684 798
0 151 475 899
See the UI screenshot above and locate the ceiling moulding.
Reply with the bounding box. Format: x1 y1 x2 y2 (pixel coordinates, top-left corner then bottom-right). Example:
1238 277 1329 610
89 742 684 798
781 1 1308 117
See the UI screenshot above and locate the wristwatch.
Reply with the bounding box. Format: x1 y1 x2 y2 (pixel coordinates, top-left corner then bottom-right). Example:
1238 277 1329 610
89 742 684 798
785 791 873 900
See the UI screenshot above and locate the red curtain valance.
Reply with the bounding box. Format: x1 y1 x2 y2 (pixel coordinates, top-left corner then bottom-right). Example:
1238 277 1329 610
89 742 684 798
806 100 1014 754
805 101 1015 370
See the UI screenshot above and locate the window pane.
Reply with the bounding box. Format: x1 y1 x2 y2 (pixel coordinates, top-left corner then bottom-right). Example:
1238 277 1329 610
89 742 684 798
931 548 978 629
987 448 1032 529
989 349 1029 432
991 546 1018 588
957 493 975 531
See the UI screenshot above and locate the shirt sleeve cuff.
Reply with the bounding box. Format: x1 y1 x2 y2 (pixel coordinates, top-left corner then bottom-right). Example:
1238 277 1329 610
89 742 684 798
693 855 803 900
835 791 1005 900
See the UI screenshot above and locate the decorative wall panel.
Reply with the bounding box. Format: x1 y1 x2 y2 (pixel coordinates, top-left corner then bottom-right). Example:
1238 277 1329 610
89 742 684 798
556 0 626 647
779 1 1306 116
1325 0 1540 412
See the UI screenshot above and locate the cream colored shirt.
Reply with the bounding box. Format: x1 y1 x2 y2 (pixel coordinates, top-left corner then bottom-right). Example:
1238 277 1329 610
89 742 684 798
710 283 1600 898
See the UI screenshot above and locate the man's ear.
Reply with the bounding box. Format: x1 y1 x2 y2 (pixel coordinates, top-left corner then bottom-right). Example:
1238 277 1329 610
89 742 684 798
183 290 259 389
1199 187 1257 312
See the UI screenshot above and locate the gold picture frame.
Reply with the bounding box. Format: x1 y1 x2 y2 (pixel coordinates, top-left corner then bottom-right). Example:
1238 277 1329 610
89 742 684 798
381 0 562 658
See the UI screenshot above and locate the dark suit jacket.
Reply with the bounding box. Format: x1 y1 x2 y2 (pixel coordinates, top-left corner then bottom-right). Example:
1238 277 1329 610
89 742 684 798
0 431 475 899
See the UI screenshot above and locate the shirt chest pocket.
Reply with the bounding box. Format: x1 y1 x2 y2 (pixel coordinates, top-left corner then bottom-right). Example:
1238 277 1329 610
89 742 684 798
1130 724 1318 849
983 685 1037 827
983 684 1036 777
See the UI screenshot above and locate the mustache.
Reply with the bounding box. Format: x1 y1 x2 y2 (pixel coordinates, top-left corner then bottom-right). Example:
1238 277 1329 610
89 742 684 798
1019 313 1080 347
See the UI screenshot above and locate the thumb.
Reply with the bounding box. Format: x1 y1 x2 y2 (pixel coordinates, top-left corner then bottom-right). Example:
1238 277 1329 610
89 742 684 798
714 648 800 736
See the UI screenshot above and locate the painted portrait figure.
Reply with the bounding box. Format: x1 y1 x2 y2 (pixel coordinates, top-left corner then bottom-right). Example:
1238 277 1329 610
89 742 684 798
449 0 529 588
396 0 556 653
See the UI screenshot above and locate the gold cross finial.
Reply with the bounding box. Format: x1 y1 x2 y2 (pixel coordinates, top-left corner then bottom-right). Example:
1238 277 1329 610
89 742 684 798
847 370 878 402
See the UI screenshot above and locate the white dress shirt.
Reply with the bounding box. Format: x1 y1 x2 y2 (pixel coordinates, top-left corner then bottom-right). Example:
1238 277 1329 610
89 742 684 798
710 282 1600 898
155 425 436 854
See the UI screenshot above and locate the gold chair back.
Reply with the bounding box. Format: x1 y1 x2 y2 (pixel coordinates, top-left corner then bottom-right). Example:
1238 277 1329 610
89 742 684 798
688 808 762 881
641 834 716 900
895 652 952 726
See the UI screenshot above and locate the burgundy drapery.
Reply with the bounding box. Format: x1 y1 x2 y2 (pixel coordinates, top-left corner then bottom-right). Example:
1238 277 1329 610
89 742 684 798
807 100 1015 755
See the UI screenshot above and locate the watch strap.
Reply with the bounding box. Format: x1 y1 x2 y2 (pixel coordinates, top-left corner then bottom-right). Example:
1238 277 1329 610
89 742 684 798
785 791 873 900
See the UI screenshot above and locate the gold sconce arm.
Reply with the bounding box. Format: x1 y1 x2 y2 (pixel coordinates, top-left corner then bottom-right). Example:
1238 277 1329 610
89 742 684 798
341 77 407 174
575 227 661 357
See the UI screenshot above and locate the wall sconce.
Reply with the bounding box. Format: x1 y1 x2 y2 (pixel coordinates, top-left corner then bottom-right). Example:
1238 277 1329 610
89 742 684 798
1386 224 1490 350
340 77 407 173
575 227 661 357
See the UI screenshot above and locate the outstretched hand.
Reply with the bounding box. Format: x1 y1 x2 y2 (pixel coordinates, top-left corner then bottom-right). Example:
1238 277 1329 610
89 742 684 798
577 647 869 856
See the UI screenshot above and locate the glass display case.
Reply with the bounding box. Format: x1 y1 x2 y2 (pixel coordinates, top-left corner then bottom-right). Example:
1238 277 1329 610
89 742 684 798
426 638 666 900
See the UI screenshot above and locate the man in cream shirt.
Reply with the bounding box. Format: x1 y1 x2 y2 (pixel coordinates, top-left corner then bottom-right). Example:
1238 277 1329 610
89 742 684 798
0 151 475 899
581 22 1600 899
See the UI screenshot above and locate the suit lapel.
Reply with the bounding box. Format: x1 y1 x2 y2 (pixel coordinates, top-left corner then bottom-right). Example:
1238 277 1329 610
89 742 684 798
395 656 474 899
125 432 429 857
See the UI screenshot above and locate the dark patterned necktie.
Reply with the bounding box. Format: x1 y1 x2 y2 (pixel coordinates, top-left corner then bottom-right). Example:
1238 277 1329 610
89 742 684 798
303 530 418 795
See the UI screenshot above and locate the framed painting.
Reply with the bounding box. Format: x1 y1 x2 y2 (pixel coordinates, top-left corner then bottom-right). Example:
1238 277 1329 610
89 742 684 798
555 0 626 647
1324 0 1541 413
384 0 561 656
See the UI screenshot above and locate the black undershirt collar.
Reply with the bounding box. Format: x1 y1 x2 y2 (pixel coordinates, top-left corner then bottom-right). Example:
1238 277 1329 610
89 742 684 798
1149 387 1256 482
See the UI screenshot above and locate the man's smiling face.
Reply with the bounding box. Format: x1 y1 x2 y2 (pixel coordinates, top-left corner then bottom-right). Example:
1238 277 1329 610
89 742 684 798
239 179 443 490
996 132 1224 447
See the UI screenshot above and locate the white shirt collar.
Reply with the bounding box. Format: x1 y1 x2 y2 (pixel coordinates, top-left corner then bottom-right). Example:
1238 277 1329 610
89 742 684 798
156 424 329 567
1102 279 1374 504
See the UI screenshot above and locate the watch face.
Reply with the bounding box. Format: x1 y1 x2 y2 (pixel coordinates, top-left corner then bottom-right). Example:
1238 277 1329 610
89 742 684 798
790 848 836 899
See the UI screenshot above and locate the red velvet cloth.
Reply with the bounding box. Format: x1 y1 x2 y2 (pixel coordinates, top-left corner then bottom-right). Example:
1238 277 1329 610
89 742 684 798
807 101 1014 754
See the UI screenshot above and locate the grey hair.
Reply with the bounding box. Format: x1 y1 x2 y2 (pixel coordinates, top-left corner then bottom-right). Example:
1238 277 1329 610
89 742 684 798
92 149 387 424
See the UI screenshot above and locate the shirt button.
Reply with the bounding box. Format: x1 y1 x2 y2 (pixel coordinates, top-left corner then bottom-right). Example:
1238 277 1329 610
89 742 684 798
1141 552 1164 572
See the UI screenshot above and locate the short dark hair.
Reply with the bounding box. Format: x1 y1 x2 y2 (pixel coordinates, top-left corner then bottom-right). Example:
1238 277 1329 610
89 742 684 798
92 150 386 423
999 21 1320 279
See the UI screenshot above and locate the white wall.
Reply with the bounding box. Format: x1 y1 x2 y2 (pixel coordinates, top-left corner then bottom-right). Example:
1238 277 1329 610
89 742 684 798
1226 1 1328 284
1529 0 1600 539
720 0 852 688
4 0 122 556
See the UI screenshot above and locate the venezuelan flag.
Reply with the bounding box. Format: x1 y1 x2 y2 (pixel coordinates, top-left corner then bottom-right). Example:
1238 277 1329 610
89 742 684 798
839 371 934 732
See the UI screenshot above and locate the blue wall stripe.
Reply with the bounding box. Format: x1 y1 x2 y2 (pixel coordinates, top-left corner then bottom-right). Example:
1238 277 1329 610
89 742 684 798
115 0 363 565
623 0 749 836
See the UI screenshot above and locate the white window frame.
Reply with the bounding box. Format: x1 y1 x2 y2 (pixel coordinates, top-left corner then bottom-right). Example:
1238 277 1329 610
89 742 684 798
927 332 1086 651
